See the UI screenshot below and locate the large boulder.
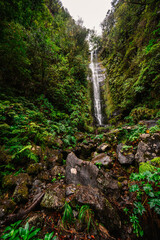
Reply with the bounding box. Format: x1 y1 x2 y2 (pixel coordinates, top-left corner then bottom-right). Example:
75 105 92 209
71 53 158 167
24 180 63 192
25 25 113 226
117 143 134 165
135 133 160 163
66 184 121 233
66 152 98 188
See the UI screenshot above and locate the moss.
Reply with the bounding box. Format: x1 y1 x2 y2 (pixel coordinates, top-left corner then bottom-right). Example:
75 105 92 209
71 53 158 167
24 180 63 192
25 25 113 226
150 157 160 167
139 162 155 173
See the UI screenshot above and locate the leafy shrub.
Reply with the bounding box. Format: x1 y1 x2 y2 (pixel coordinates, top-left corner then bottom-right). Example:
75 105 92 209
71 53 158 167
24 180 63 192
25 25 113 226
129 167 160 237
1 220 57 240
118 124 147 143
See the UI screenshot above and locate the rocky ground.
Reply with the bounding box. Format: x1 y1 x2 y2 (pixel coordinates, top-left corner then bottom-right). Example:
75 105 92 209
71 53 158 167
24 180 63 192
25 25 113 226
0 122 160 240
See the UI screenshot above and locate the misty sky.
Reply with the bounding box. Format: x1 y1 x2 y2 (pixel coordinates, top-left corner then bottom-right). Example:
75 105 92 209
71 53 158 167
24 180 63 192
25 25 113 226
61 0 112 34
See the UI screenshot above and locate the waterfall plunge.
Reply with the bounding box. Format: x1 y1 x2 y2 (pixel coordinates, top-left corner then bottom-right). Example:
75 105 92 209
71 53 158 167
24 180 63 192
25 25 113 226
90 50 104 126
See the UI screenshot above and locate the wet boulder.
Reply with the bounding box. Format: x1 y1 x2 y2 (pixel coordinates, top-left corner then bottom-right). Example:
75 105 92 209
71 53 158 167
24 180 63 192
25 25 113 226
31 145 42 157
15 173 32 186
66 152 98 187
37 171 51 182
67 184 121 233
117 143 134 165
11 174 31 203
135 133 160 163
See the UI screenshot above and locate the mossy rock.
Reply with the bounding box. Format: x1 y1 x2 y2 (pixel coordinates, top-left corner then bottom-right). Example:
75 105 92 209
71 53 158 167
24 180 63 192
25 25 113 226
13 183 29 203
130 107 155 123
2 174 17 189
27 163 43 175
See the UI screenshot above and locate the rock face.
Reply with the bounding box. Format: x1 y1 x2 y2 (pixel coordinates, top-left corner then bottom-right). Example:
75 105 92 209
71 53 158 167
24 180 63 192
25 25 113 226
66 152 98 187
92 153 112 168
117 143 134 165
135 133 160 163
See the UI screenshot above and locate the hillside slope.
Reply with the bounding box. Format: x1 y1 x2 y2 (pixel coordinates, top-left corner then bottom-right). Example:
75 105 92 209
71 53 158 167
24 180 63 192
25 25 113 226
100 0 160 122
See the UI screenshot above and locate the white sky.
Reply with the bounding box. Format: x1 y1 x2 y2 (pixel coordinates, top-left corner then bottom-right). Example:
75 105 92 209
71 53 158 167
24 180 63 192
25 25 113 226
61 0 112 34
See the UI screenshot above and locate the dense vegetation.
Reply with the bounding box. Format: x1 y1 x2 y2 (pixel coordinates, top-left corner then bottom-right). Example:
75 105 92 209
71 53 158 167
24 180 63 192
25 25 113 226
100 0 160 120
0 0 160 239
0 0 93 175
0 0 91 117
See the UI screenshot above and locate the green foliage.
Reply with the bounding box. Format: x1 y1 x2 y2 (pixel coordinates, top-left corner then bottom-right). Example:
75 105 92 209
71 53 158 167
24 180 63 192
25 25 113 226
52 173 65 182
100 0 160 116
62 202 74 226
95 162 103 169
78 205 94 232
1 220 22 240
94 134 104 140
139 162 155 173
130 107 155 123
0 0 91 140
149 120 160 133
129 214 144 237
121 145 133 152
1 221 56 240
0 89 91 184
118 124 147 143
129 167 160 236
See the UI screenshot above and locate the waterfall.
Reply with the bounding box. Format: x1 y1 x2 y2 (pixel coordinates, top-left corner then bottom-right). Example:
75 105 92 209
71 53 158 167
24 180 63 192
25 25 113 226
90 50 104 126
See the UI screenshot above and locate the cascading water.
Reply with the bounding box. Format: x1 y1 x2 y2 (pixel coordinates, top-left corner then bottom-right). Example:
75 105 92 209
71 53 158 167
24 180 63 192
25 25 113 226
90 50 104 126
